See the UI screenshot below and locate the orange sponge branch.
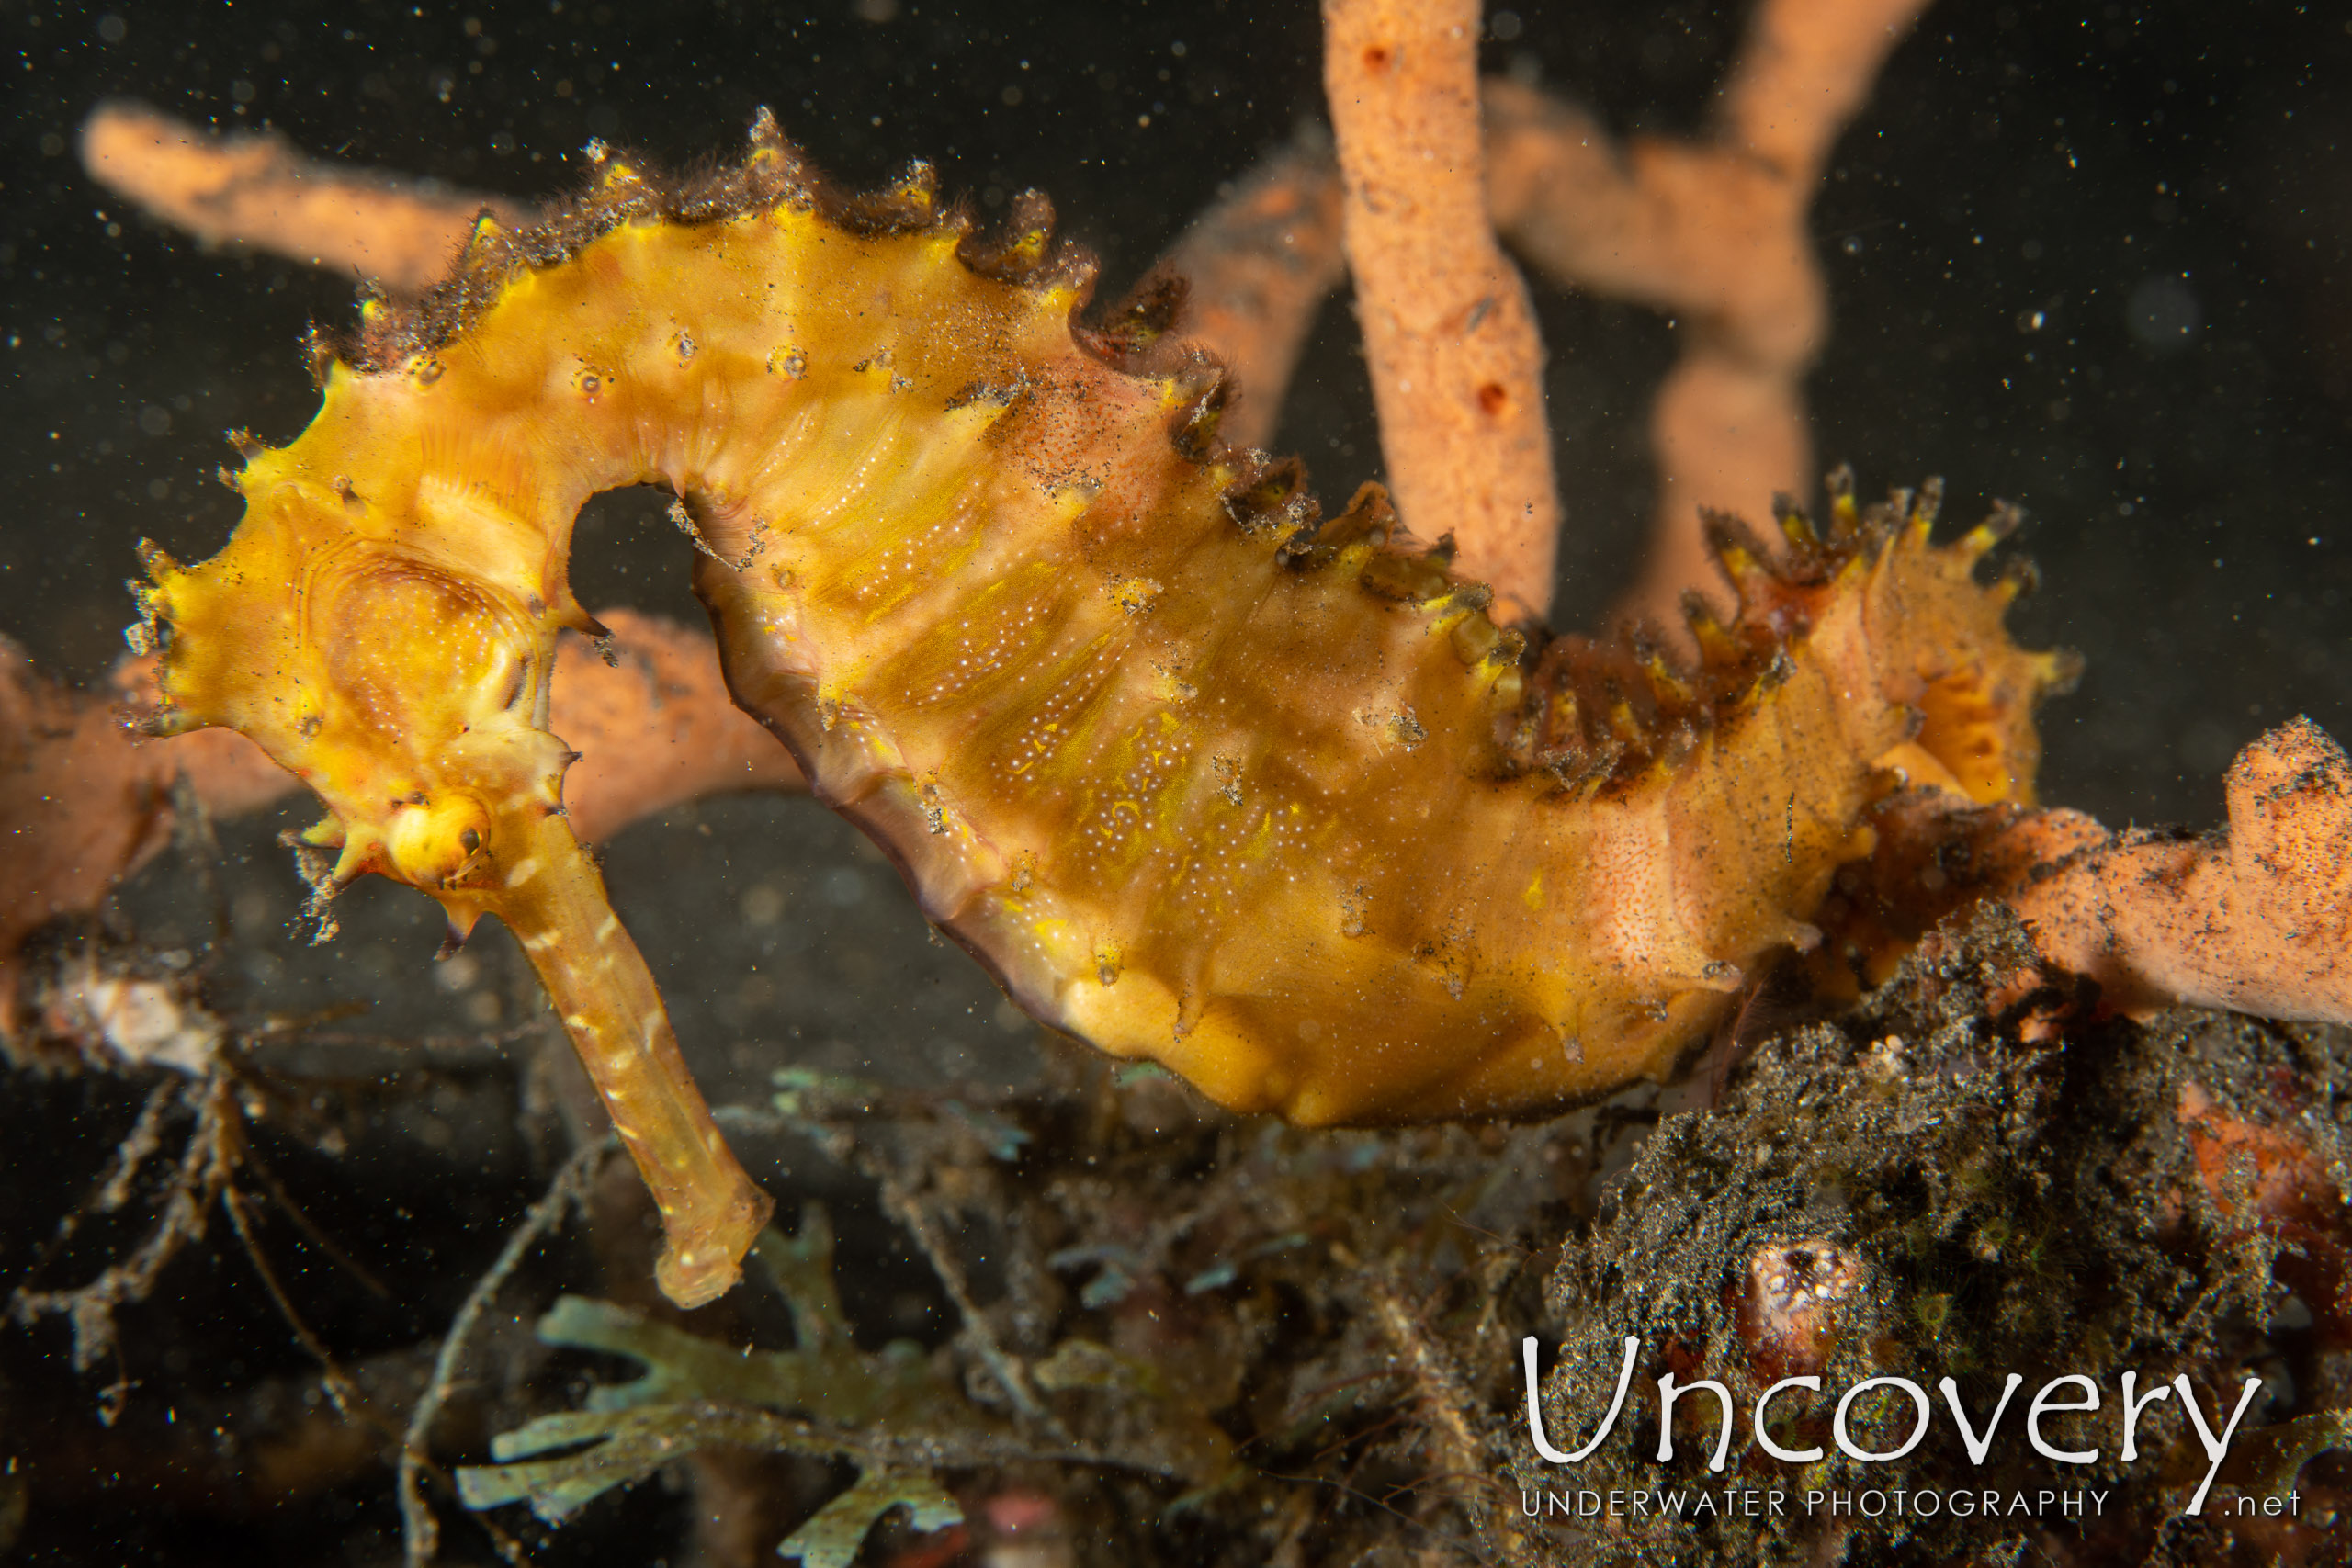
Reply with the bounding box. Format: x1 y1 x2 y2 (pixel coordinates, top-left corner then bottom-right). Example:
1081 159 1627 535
1321 0 1560 621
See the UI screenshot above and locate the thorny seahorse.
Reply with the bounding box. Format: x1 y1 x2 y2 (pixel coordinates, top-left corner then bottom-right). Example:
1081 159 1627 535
130 116 2070 1307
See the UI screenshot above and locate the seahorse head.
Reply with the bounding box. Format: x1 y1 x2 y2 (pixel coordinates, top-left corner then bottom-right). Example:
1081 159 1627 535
132 426 774 1309
129 439 574 934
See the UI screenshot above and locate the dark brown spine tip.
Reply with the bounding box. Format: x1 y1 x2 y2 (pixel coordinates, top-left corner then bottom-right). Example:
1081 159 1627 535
1825 463 1857 505
1083 269 1191 367
1007 186 1055 243
458 209 510 267
300 324 340 389
1600 681 1652 746
582 152 662 222
838 160 941 234
2044 648 2087 696
1250 453 1307 505
664 164 749 226
1912 475 1945 527
1226 452 1321 548
934 193 978 241
1981 499 2025 543
1271 494 1327 559
956 189 1058 282
1167 358 1232 463
1772 493 1819 550
1996 556 2043 599
1679 587 1724 634
1042 242 1101 306
895 160 940 216
1303 481 1396 555
1681 589 1748 668
1543 734 1621 795
1358 541 1461 605
740 127 816 212
1700 506 1771 569
356 303 415 367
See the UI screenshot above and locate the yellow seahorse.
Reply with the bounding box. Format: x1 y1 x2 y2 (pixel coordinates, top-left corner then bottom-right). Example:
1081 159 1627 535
130 117 2067 1306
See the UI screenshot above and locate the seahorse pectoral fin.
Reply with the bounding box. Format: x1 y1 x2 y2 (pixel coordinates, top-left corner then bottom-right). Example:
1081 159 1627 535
487 811 774 1308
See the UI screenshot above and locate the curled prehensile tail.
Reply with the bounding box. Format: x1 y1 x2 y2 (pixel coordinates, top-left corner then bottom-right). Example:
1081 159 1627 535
128 112 2070 1305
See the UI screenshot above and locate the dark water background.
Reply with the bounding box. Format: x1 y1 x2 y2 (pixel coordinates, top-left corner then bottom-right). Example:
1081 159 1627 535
0 1 2346 1557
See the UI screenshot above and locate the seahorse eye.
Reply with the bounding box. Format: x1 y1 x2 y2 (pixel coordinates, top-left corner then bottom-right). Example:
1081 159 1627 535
383 794 494 889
